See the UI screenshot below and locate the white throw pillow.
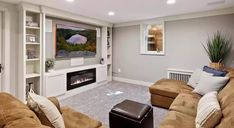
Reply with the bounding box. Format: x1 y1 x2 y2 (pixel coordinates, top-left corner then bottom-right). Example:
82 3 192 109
195 91 222 128
27 91 65 128
187 69 203 88
193 72 229 95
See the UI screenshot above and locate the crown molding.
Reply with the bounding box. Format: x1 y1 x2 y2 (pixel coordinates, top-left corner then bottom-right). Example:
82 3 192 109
114 7 234 28
19 2 113 27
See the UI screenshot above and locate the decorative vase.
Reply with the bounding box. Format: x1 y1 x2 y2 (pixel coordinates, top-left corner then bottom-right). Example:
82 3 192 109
209 62 224 70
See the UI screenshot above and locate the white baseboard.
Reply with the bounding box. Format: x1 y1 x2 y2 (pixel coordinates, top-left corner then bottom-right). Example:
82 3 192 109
113 77 154 87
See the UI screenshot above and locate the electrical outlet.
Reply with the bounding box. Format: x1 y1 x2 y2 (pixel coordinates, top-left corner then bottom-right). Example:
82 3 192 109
118 68 121 73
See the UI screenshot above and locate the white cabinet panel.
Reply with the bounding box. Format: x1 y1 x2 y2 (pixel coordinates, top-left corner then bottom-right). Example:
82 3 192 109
45 73 66 97
96 65 107 83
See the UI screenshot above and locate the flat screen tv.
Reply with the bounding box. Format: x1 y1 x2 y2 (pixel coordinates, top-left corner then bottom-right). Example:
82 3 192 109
56 24 97 58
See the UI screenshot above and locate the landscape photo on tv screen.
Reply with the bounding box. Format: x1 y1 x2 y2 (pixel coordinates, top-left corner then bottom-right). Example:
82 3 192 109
56 24 97 58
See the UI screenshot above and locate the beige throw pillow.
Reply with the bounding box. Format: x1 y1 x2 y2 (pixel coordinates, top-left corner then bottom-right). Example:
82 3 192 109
188 69 212 88
193 72 229 95
195 91 222 128
187 69 203 88
27 91 65 128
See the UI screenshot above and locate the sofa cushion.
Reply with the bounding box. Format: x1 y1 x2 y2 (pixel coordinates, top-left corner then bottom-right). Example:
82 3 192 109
149 79 193 98
193 72 229 95
187 68 203 88
61 107 102 128
0 93 46 128
196 91 222 128
27 91 65 128
216 102 234 128
32 97 62 128
169 92 201 117
160 111 195 128
216 77 234 127
151 94 174 108
203 66 228 76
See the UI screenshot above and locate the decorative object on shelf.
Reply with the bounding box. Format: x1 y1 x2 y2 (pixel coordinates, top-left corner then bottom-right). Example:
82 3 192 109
26 15 39 27
100 58 104 64
26 48 36 59
202 31 232 70
26 82 34 98
107 39 110 46
107 30 110 37
45 58 55 72
26 34 37 43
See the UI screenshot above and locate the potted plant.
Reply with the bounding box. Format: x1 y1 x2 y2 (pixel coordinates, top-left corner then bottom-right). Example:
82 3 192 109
45 58 55 72
203 31 232 70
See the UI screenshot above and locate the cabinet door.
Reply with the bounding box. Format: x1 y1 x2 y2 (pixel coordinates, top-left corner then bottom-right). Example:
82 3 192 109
96 66 107 83
45 73 66 97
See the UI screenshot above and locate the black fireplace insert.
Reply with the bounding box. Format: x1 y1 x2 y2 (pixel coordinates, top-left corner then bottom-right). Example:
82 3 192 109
67 68 96 91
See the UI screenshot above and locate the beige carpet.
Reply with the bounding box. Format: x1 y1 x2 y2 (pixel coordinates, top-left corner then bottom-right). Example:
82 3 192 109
61 81 168 128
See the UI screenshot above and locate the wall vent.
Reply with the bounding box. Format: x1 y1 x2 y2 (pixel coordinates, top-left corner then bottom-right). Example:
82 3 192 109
167 68 193 82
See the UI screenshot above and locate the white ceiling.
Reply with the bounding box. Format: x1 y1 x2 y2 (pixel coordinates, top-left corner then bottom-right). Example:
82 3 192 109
2 0 234 23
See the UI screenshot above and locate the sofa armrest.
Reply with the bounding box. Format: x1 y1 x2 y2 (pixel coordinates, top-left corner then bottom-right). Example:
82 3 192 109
48 97 62 114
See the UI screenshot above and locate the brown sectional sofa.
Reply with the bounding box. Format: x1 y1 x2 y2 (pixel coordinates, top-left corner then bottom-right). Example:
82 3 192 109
149 69 234 128
0 92 105 128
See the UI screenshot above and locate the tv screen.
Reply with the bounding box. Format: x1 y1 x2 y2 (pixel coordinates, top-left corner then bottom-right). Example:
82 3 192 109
56 24 97 58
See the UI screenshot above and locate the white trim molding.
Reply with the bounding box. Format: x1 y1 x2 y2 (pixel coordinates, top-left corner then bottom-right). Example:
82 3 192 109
0 7 10 92
40 5 113 27
113 77 154 87
114 7 234 28
19 2 113 27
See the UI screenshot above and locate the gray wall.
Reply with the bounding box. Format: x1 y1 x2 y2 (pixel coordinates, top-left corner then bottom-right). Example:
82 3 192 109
113 14 234 83
0 2 19 96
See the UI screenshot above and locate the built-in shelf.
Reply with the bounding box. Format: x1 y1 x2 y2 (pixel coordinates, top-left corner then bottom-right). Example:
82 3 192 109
26 42 40 45
148 41 155 44
25 73 40 78
19 9 42 102
26 58 40 61
26 26 40 30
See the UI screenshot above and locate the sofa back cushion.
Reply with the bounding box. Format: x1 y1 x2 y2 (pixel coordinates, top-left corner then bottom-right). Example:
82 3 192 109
0 93 44 128
217 74 234 127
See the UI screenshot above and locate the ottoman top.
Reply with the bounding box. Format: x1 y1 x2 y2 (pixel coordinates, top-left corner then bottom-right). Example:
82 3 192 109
111 100 151 121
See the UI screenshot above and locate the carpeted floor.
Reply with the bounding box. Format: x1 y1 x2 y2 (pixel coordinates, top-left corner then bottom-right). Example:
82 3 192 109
60 81 168 128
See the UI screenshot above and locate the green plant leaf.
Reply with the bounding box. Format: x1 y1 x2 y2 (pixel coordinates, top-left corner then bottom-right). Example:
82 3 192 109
202 31 232 63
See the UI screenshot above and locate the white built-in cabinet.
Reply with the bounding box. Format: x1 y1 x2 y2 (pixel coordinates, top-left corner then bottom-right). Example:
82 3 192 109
96 66 107 83
44 65 107 97
18 5 42 102
101 27 113 81
45 73 66 97
107 28 113 81
18 3 113 101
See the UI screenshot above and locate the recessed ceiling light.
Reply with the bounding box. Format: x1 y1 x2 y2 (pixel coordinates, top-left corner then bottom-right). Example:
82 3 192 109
167 0 176 5
108 11 115 16
66 0 74 2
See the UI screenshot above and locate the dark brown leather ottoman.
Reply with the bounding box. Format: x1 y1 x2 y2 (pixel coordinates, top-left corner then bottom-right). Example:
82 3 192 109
109 100 153 128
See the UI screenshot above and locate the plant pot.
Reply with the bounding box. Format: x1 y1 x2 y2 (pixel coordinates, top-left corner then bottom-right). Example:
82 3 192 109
209 62 224 70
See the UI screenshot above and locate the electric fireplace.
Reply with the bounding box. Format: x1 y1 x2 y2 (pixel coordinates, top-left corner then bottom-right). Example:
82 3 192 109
67 68 96 91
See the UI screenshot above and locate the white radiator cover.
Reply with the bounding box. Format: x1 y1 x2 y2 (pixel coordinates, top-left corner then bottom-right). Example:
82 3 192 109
167 68 194 82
